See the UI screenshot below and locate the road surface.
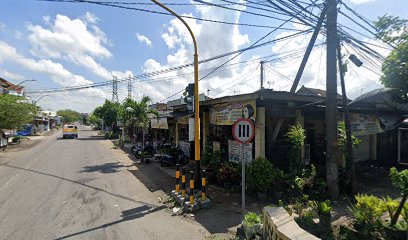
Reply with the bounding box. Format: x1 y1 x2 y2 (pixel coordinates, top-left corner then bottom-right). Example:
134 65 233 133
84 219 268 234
0 127 209 240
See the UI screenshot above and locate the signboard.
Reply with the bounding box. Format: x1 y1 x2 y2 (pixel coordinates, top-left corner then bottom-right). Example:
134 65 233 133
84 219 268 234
188 118 195 142
228 140 253 163
150 118 168 129
177 116 189 125
350 113 383 136
232 118 255 144
210 100 256 125
179 141 190 158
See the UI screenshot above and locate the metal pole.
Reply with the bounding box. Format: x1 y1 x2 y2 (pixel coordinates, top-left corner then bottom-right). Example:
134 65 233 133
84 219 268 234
260 61 264 90
150 0 201 187
290 5 327 93
325 0 339 199
337 42 356 195
241 142 245 217
272 6 327 142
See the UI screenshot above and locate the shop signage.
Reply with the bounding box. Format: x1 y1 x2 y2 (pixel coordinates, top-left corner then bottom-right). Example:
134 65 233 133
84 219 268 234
350 113 383 136
177 116 189 125
228 140 253 163
210 100 256 125
150 118 168 129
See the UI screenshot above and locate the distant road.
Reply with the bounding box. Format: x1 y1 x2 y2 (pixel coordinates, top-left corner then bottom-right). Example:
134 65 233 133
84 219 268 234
0 127 208 240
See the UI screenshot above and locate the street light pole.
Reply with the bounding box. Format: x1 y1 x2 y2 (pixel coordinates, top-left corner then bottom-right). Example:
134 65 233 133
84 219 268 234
15 79 36 87
150 0 201 185
32 94 49 106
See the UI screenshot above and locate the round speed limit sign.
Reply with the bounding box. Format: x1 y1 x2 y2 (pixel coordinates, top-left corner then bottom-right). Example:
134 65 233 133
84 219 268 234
232 118 255 144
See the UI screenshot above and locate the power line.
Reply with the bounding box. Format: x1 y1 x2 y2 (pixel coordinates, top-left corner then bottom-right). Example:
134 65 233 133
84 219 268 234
37 0 299 30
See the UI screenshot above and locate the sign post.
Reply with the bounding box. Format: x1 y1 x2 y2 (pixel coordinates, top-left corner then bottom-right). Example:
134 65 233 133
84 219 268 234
232 118 255 218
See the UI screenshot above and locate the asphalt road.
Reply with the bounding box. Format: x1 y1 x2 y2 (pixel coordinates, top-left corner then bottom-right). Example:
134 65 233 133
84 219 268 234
0 127 209 240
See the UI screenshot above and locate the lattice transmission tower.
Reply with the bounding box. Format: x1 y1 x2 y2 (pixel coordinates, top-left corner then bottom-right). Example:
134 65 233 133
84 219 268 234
112 75 118 102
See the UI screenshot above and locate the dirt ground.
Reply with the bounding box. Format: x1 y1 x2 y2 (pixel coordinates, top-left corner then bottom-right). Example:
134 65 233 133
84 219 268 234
119 145 403 239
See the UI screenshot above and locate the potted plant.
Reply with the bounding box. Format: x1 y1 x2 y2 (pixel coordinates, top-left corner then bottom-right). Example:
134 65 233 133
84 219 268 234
217 162 235 189
247 157 274 199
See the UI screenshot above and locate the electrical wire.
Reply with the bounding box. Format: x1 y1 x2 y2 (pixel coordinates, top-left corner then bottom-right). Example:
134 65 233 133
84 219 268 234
37 0 299 30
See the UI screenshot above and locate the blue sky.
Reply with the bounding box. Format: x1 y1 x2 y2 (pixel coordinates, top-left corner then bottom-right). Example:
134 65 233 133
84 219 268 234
0 0 407 112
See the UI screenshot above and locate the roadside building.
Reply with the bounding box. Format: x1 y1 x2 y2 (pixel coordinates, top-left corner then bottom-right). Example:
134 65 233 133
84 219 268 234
165 87 408 170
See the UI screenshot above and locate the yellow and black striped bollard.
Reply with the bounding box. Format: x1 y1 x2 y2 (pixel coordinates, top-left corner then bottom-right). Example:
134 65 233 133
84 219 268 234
189 171 194 204
181 168 186 197
201 170 206 201
175 164 180 194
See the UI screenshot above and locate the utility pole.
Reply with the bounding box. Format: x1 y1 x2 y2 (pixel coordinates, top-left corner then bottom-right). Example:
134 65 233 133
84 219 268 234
338 42 356 195
112 75 118 103
128 75 132 99
272 5 327 141
326 0 339 199
260 61 264 90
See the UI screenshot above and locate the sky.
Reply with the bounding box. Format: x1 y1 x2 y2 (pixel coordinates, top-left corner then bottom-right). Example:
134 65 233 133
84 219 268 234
0 0 407 113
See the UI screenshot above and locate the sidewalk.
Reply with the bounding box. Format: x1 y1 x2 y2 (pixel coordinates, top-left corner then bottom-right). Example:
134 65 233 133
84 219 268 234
120 144 266 239
1 130 56 153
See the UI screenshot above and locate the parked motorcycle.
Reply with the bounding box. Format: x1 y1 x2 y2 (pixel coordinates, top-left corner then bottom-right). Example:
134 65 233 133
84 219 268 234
159 145 189 167
133 144 156 164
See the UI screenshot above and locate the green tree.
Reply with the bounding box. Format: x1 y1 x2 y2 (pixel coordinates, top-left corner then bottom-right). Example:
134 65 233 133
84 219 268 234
0 94 37 129
119 96 157 147
93 100 120 128
374 16 408 100
56 109 81 123
119 96 157 127
88 113 101 126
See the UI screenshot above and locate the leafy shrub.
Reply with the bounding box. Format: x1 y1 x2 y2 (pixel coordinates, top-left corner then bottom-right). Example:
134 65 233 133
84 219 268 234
247 157 274 193
316 200 332 216
389 167 408 226
201 142 221 170
243 212 261 228
287 123 306 172
349 194 387 235
216 162 236 184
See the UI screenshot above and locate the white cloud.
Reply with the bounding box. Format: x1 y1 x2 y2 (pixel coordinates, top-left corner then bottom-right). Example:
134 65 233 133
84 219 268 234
27 14 113 79
84 12 99 24
0 22 5 30
14 30 22 39
0 40 109 112
349 0 376 4
141 2 250 102
43 15 51 24
136 33 153 47
0 69 24 81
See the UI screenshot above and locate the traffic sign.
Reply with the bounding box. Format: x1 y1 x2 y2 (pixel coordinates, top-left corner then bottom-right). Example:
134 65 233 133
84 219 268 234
232 118 255 144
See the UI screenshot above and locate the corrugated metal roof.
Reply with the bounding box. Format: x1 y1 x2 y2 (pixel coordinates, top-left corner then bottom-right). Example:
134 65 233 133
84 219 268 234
349 88 408 113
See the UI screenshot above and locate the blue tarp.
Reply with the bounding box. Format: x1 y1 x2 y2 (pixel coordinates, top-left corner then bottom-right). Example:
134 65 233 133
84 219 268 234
16 125 33 136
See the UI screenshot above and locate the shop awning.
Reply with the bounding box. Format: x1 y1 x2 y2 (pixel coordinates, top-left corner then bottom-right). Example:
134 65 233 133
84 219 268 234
169 111 193 118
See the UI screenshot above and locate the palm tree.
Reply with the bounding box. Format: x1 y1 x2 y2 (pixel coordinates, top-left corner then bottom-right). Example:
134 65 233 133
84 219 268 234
120 96 158 148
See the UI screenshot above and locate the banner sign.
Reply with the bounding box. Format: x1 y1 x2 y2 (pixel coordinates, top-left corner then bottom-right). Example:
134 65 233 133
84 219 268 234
177 116 189 125
151 118 168 129
228 140 253 163
210 100 256 125
350 113 383 136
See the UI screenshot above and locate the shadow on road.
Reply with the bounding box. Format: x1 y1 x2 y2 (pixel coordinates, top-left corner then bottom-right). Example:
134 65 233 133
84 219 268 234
124 155 242 235
53 205 166 240
0 163 158 208
79 162 132 174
